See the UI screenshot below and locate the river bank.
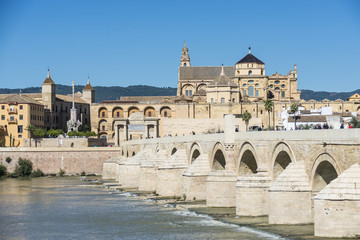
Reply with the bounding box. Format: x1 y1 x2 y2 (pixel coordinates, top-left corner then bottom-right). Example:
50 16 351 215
100 181 356 240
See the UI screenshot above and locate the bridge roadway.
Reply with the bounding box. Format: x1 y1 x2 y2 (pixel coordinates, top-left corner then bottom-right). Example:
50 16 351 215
103 127 360 238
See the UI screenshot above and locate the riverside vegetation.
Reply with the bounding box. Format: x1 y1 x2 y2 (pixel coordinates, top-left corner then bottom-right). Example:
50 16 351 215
0 157 47 178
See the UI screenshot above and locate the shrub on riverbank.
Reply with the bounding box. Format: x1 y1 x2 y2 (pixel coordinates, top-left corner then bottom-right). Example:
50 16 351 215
14 158 33 177
0 164 7 177
59 169 65 177
31 169 44 178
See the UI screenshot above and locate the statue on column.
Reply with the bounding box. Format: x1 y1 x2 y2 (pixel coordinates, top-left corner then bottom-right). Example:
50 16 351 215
67 81 82 132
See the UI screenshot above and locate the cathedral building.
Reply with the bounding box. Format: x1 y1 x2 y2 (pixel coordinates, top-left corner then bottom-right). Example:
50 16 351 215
89 44 360 146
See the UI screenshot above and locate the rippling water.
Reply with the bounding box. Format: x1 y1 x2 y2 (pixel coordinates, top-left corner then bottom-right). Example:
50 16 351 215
0 178 280 240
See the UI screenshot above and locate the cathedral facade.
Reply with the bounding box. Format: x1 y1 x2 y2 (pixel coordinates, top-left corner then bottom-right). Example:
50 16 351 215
90 44 360 145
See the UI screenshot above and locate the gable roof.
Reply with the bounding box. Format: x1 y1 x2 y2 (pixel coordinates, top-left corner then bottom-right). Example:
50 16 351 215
179 66 235 81
0 93 43 106
236 53 264 65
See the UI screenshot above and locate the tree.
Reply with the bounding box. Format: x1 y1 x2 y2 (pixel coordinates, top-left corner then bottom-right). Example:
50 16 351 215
242 111 252 131
264 99 274 129
290 103 299 130
34 127 47 138
350 116 360 128
25 124 36 147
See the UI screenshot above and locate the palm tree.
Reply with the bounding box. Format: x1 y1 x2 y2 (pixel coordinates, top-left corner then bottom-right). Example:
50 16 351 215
264 99 274 129
290 103 299 130
242 110 252 131
25 124 36 147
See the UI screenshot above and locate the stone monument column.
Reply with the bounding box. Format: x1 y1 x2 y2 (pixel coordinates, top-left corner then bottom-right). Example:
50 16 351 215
114 124 119 146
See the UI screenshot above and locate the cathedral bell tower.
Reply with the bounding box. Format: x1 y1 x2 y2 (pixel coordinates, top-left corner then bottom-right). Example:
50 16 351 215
41 69 56 110
180 42 191 67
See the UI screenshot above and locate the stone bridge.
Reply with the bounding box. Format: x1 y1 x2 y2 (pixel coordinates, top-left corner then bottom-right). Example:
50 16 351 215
103 116 360 238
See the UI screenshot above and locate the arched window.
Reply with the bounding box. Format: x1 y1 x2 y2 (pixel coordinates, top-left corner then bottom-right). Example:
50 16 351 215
221 97 225 103
248 70 252 76
248 86 254 97
184 63 187 66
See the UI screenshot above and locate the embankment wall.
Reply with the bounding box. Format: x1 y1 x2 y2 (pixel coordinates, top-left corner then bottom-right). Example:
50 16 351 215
0 147 120 175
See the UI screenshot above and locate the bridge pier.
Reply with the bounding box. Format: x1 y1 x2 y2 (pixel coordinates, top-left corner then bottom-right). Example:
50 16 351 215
183 154 210 200
314 163 360 238
236 173 271 216
156 149 188 197
120 150 149 189
206 170 237 207
268 162 312 224
138 150 167 192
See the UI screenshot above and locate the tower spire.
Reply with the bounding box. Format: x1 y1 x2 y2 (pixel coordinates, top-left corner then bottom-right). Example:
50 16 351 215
180 41 191 67
47 68 50 78
248 46 251 54
220 64 225 76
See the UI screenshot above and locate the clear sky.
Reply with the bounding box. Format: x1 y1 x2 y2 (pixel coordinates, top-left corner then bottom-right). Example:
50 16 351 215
0 0 359 92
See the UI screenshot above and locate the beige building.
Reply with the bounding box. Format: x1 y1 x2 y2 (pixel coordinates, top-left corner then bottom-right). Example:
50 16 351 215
0 70 93 146
0 94 44 147
90 44 360 145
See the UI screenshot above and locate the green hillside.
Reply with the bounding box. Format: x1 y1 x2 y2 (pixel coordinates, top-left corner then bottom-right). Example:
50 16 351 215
0 85 358 102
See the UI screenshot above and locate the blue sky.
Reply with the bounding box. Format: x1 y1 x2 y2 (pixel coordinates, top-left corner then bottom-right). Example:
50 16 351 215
0 0 359 92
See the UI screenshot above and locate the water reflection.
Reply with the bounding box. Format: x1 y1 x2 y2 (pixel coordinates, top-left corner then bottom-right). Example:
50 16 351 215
0 177 272 240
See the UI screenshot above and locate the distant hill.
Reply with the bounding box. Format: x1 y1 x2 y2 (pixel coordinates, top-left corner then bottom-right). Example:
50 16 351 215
0 85 358 102
0 85 178 103
300 89 360 101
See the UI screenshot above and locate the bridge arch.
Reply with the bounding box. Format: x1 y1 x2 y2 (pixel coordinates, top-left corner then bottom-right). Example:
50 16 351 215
144 106 156 117
270 142 296 181
189 142 203 165
237 142 258 176
210 142 226 170
128 106 140 117
310 153 340 192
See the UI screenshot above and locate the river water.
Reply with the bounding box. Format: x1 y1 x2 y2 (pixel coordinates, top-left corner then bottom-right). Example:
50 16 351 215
0 177 282 240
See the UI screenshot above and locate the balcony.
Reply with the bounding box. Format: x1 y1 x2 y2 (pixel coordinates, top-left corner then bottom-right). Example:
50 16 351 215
7 118 17 124
7 108 17 114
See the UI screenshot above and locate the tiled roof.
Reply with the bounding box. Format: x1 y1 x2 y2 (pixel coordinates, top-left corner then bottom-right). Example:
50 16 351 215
120 96 177 104
56 94 88 104
236 53 264 65
288 115 327 123
43 76 55 84
179 66 235 80
208 69 237 87
83 82 94 90
0 93 42 105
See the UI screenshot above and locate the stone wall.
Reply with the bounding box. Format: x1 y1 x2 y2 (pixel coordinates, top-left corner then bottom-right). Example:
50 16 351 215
0 147 120 175
23 137 106 148
161 117 261 136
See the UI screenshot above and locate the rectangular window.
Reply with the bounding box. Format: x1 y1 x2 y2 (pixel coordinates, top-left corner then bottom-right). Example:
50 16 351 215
1 105 4 110
1 115 4 120
211 98 214 103
20 115 23 120
282 91 285 98
221 98 225 103
243 90 247 96
18 135 22 138
19 105 23 110
18 125 23 133
256 90 259 97
10 116 14 121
